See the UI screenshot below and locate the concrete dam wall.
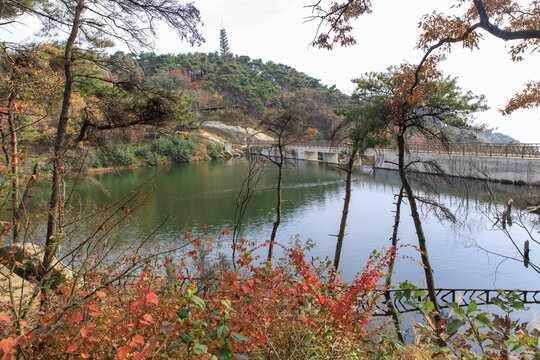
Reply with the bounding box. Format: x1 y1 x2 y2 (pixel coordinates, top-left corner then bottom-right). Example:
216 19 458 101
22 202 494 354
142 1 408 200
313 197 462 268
248 141 540 186
368 150 540 186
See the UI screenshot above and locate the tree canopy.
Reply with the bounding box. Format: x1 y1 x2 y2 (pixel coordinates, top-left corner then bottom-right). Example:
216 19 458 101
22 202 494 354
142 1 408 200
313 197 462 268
0 0 206 287
135 52 348 136
307 0 540 115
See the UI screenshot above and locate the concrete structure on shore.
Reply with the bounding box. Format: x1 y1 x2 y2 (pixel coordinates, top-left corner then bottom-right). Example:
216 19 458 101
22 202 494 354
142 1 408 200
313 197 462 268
248 141 540 186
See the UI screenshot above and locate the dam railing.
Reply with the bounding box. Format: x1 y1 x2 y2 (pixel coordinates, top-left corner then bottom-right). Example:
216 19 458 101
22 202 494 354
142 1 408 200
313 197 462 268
249 140 540 159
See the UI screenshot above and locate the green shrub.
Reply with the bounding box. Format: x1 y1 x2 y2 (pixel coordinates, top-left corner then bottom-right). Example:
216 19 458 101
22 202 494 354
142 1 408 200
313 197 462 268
90 146 135 168
206 142 224 159
166 135 196 163
133 146 147 158
149 136 171 156
135 146 163 166
86 151 105 168
110 146 136 166
138 134 196 165
85 135 195 170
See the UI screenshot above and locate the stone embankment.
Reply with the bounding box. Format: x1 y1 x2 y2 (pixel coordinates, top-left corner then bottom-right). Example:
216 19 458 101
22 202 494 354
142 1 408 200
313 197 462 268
370 150 540 186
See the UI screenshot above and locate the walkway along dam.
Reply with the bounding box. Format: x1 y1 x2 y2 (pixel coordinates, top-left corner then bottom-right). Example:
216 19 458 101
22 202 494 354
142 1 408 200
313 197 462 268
247 141 540 186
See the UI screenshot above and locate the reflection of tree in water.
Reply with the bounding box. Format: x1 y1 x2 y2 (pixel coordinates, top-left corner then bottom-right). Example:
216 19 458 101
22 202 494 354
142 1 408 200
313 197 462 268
24 159 539 287
381 167 540 279
472 191 540 275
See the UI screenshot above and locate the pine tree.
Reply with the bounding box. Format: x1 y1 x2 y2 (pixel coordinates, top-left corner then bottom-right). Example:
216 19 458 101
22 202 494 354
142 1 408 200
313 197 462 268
220 28 230 56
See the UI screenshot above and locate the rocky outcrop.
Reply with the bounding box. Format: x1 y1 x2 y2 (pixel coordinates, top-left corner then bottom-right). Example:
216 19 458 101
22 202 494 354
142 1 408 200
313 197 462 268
0 243 73 288
199 121 273 142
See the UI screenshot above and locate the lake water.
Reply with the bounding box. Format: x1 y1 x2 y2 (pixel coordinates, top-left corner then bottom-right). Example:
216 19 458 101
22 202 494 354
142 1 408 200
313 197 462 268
33 158 540 291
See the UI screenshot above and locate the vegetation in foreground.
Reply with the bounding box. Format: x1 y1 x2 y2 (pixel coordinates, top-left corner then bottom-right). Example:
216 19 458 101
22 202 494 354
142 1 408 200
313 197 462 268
1 237 538 359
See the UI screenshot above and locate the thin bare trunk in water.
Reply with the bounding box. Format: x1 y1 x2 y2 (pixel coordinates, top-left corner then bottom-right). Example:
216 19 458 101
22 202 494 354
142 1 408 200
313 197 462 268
232 155 265 270
267 144 284 261
385 186 405 343
396 132 441 314
333 147 358 271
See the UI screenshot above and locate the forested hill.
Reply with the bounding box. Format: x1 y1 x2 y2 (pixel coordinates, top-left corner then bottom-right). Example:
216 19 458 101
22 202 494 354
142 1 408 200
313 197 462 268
127 52 519 143
119 52 348 137
0 44 516 148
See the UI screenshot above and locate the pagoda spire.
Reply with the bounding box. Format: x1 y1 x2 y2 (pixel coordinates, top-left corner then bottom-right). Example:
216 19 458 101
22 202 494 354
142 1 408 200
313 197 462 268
219 27 231 56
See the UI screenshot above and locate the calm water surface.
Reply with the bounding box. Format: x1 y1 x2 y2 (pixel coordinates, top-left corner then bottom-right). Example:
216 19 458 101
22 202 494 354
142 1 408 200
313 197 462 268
34 158 540 290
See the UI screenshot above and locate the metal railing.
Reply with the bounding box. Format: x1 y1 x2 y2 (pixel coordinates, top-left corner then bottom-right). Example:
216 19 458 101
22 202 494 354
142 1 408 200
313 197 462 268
249 139 347 149
249 140 540 159
406 143 540 158
371 288 540 316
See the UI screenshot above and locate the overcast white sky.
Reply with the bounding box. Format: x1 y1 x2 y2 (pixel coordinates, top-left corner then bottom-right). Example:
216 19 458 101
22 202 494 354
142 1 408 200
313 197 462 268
156 0 539 143
2 0 538 142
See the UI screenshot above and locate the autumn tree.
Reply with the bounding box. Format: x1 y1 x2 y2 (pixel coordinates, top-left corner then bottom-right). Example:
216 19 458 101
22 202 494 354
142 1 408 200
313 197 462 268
11 0 203 290
306 0 516 329
353 64 486 319
0 43 63 243
307 0 540 114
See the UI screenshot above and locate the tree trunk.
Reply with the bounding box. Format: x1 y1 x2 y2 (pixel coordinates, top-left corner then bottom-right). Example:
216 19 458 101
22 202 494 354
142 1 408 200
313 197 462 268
267 145 284 261
7 104 19 242
42 0 85 284
0 161 47 243
396 133 441 314
333 147 358 270
385 186 405 343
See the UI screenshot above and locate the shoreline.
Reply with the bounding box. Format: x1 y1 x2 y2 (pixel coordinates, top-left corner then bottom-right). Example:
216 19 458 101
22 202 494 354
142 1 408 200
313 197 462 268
84 151 241 176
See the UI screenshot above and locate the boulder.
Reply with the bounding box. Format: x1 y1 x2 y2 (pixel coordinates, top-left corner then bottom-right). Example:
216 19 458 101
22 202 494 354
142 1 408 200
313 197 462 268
528 205 540 215
0 264 35 305
0 243 73 288
232 149 243 157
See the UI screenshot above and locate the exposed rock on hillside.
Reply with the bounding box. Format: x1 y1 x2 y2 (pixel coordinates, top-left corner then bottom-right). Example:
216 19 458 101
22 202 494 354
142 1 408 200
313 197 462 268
199 121 273 143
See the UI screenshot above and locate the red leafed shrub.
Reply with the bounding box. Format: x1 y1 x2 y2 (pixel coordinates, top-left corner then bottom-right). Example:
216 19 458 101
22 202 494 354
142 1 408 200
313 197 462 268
219 239 393 350
0 238 393 359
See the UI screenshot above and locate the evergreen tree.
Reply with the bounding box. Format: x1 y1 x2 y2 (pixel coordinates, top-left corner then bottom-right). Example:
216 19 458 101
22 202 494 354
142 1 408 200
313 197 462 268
220 27 231 55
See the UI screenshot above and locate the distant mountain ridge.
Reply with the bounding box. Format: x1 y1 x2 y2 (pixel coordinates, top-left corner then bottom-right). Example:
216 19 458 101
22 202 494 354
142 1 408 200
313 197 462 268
478 130 519 143
437 124 519 144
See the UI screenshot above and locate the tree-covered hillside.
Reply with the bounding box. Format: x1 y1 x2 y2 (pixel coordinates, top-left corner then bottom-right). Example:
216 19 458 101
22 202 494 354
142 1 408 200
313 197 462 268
130 52 348 136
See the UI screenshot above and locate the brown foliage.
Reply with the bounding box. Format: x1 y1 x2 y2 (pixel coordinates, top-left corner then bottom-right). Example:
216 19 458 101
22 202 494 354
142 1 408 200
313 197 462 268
503 80 540 115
